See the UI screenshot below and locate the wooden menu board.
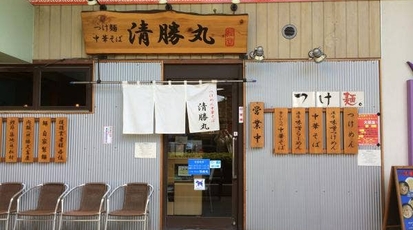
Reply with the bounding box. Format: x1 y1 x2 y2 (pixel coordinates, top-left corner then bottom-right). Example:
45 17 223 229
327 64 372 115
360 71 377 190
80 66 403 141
273 108 289 154
308 108 324 154
21 118 35 163
5 117 19 163
326 108 341 154
54 117 68 163
249 102 264 148
343 108 359 154
291 108 307 154
383 166 413 230
38 117 51 163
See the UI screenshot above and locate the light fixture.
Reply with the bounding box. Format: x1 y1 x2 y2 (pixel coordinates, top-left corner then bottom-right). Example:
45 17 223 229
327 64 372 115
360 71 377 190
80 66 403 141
87 0 107 10
232 0 240 4
249 46 264 61
308 47 326 63
159 0 167 4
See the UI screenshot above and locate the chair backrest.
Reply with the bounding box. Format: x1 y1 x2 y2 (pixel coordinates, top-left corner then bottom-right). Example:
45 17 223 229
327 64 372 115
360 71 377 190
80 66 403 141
36 183 66 211
79 183 108 211
0 183 24 212
122 183 148 212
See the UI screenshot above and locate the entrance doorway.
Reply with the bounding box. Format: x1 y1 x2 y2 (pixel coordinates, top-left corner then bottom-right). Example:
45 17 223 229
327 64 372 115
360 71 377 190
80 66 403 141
163 63 243 230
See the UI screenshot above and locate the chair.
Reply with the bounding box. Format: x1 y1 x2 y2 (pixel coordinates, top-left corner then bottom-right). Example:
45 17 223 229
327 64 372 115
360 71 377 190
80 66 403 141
58 183 111 230
0 183 25 230
104 183 154 230
13 183 69 230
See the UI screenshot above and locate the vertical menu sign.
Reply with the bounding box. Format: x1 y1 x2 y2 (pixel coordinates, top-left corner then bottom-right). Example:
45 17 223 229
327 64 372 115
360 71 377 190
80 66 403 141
38 117 51 163
21 117 35 163
54 117 68 163
249 102 264 148
5 117 19 162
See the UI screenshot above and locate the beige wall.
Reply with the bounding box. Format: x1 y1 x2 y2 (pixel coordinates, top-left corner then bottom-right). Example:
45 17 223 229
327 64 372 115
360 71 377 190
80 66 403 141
1 0 34 63
33 1 381 60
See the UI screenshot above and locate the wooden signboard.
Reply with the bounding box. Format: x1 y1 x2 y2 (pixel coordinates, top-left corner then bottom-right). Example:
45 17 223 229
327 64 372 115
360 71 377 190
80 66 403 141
5 117 19 163
81 11 248 55
250 102 264 148
383 166 413 230
273 108 289 154
291 108 307 154
308 108 324 154
54 117 68 163
343 108 359 154
21 118 35 163
38 117 51 163
326 108 341 154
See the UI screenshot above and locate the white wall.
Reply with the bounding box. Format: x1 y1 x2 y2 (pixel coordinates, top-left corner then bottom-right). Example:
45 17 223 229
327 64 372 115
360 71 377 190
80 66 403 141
0 0 33 63
381 0 413 194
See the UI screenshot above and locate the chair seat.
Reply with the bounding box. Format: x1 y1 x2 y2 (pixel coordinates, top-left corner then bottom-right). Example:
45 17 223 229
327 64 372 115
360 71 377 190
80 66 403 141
108 209 145 217
62 210 101 216
18 210 57 216
0 209 9 215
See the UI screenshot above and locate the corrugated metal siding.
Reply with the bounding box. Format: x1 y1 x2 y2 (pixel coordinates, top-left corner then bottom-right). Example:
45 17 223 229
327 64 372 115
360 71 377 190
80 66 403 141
244 60 381 230
0 61 162 230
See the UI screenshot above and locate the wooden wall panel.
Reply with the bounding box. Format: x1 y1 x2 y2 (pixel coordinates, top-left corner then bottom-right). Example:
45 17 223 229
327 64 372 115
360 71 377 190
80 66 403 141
245 3 257 59
358 1 370 57
369 0 381 57
256 3 268 56
290 2 301 58
278 3 290 58
300 3 312 58
38 6 51 59
323 2 335 58
71 5 84 58
61 6 72 58
312 2 324 52
33 1 381 60
334 1 346 58
50 6 61 59
346 1 358 58
266 3 279 58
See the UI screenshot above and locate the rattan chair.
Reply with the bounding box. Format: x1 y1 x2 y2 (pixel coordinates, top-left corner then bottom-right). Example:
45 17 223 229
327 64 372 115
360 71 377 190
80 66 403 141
0 183 25 230
13 182 69 230
104 183 154 230
58 183 111 230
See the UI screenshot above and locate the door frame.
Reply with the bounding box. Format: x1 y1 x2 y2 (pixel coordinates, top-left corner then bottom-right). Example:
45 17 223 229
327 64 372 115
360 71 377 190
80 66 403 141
161 60 245 230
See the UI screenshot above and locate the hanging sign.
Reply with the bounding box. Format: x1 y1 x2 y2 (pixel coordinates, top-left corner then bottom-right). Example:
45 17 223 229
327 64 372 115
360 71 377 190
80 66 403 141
273 108 289 154
81 11 248 54
343 108 359 154
38 117 52 163
291 108 307 154
54 117 68 163
308 108 324 154
326 108 341 154
250 102 264 148
21 118 35 163
5 117 19 163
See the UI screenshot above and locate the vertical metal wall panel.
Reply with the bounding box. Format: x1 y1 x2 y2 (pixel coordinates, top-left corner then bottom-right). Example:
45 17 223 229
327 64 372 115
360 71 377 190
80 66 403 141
245 60 381 230
0 61 162 230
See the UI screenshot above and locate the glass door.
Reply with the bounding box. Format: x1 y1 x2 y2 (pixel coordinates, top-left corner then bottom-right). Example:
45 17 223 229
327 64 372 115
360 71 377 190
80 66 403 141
164 64 242 230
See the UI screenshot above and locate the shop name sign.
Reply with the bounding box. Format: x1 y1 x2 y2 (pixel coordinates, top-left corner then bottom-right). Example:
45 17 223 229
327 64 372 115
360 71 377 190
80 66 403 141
81 11 248 55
